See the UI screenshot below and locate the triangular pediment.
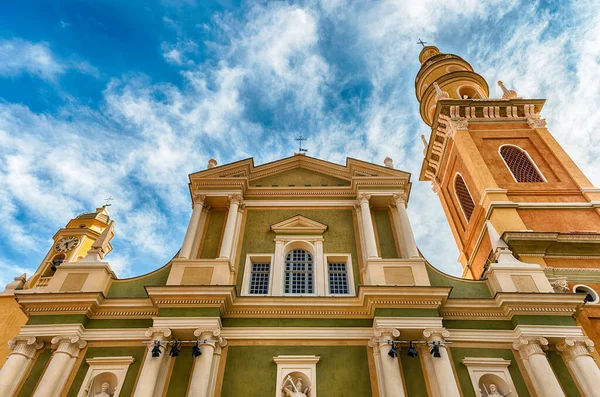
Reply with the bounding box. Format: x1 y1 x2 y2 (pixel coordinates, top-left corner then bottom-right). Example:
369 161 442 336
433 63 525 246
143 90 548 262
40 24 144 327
251 167 350 187
270 215 328 235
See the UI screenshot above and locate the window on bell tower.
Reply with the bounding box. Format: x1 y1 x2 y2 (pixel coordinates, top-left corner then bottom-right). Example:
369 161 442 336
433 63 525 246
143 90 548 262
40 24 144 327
454 174 475 222
499 145 545 182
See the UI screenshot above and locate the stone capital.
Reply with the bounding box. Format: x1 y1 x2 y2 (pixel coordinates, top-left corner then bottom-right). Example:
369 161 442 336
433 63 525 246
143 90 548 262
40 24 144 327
228 193 243 206
391 192 408 207
556 338 594 361
145 327 172 340
8 336 44 359
194 328 226 347
512 336 548 359
445 117 469 138
423 328 450 342
527 117 547 129
193 193 207 207
356 193 372 205
51 335 87 358
431 179 441 194
373 328 400 340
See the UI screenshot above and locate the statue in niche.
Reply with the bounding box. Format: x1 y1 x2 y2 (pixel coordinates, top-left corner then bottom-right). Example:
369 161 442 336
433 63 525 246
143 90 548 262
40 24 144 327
282 375 310 397
480 383 508 397
92 382 112 397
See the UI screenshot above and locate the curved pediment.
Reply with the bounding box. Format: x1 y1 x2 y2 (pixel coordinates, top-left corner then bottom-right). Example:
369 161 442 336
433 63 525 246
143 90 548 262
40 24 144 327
270 215 328 235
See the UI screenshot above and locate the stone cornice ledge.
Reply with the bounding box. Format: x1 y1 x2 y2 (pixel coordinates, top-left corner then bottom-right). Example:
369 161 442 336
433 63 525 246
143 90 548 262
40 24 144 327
15 291 104 316
373 317 443 330
146 285 236 314
440 293 583 320
19 324 148 342
152 317 222 330
448 325 585 344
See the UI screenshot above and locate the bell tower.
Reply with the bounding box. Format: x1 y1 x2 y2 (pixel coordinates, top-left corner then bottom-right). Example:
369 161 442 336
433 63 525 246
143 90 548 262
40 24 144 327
24 206 113 289
416 46 600 280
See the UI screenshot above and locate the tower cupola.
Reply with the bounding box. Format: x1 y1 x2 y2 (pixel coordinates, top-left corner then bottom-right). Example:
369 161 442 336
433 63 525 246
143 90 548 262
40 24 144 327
415 46 489 125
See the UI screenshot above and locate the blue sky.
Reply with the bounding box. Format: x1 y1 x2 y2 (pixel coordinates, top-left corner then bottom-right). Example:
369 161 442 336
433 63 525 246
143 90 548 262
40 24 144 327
1 0 599 284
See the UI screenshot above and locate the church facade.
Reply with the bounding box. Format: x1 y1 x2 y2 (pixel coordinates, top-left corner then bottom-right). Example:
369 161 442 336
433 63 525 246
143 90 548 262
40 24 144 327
0 47 599 397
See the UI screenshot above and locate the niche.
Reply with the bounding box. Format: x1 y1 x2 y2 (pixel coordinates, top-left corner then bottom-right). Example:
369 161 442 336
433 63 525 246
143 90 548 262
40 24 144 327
76 356 134 397
462 357 519 397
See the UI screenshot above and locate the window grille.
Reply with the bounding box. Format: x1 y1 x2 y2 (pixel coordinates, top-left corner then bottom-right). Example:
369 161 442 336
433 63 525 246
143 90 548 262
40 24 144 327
328 262 349 294
284 249 314 294
455 175 475 221
500 146 544 182
249 263 270 295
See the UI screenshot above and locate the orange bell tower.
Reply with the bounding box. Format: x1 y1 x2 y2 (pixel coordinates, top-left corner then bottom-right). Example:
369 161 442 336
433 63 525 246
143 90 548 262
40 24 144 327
415 46 600 280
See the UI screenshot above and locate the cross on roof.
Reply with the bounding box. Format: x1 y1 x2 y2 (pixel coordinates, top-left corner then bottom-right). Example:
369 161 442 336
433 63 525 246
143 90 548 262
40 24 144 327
103 196 114 207
417 38 428 47
294 136 308 153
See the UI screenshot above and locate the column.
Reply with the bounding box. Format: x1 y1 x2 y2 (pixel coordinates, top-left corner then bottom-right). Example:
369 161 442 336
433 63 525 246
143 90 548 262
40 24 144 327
422 329 460 397
218 194 242 259
557 338 600 396
188 329 227 397
133 328 172 397
513 337 565 397
32 335 87 397
357 193 379 259
179 194 206 259
370 329 405 397
391 193 420 258
0 336 43 397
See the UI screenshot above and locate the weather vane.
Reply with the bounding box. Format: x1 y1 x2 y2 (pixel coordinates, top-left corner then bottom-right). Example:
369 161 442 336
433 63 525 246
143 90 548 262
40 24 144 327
103 196 114 207
295 136 308 153
417 38 428 47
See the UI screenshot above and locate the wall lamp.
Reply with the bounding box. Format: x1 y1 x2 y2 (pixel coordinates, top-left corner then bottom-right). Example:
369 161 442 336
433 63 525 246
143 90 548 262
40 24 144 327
383 340 451 359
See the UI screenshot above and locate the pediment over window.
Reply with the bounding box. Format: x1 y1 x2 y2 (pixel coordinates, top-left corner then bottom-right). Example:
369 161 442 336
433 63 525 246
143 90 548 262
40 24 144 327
270 215 328 235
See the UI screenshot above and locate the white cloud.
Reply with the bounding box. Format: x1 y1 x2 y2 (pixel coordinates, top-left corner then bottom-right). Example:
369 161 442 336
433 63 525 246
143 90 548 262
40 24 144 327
0 39 97 81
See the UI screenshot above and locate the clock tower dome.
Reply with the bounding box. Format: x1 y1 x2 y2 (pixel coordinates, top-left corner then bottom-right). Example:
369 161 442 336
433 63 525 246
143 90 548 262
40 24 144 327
24 205 114 289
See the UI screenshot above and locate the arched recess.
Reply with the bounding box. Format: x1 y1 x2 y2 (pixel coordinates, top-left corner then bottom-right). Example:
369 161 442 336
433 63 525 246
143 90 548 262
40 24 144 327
454 173 475 222
456 84 485 99
499 145 546 182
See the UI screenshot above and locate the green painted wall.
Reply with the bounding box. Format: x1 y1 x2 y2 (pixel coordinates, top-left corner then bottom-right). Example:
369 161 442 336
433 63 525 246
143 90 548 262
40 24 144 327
511 315 576 327
27 314 88 325
251 168 350 187
159 308 221 317
17 349 52 397
200 210 226 259
444 315 576 330
547 350 582 397
221 346 371 397
67 346 146 397
373 210 399 258
85 318 154 329
375 308 439 317
166 347 194 397
236 209 360 291
400 351 428 397
107 263 171 298
221 318 372 327
425 263 492 298
450 348 531 397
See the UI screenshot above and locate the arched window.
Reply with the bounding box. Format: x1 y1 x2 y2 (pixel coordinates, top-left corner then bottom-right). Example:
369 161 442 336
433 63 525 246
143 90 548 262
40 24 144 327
499 145 545 182
284 249 314 294
455 174 475 222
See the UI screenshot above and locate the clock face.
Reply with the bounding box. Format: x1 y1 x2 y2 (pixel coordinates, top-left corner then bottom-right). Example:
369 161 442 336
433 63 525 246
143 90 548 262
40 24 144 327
55 236 80 252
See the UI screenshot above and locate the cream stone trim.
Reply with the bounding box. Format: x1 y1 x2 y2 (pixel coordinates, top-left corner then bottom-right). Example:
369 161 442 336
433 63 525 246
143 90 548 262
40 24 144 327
244 199 356 207
447 325 585 344
373 317 443 330
151 317 221 331
440 292 583 320
270 215 328 235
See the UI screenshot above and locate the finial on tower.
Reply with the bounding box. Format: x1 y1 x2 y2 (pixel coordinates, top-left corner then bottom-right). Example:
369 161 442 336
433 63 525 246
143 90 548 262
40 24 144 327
384 157 394 169
207 158 218 169
433 82 450 101
419 45 440 64
497 81 518 99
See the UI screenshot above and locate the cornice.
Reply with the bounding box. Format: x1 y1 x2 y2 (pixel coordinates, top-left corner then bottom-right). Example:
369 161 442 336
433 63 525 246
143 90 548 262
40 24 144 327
439 292 583 320
15 291 104 316
448 325 585 344
420 99 547 182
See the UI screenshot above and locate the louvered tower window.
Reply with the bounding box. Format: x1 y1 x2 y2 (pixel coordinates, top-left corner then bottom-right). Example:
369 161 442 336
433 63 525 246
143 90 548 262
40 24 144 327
499 146 545 182
455 174 475 222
